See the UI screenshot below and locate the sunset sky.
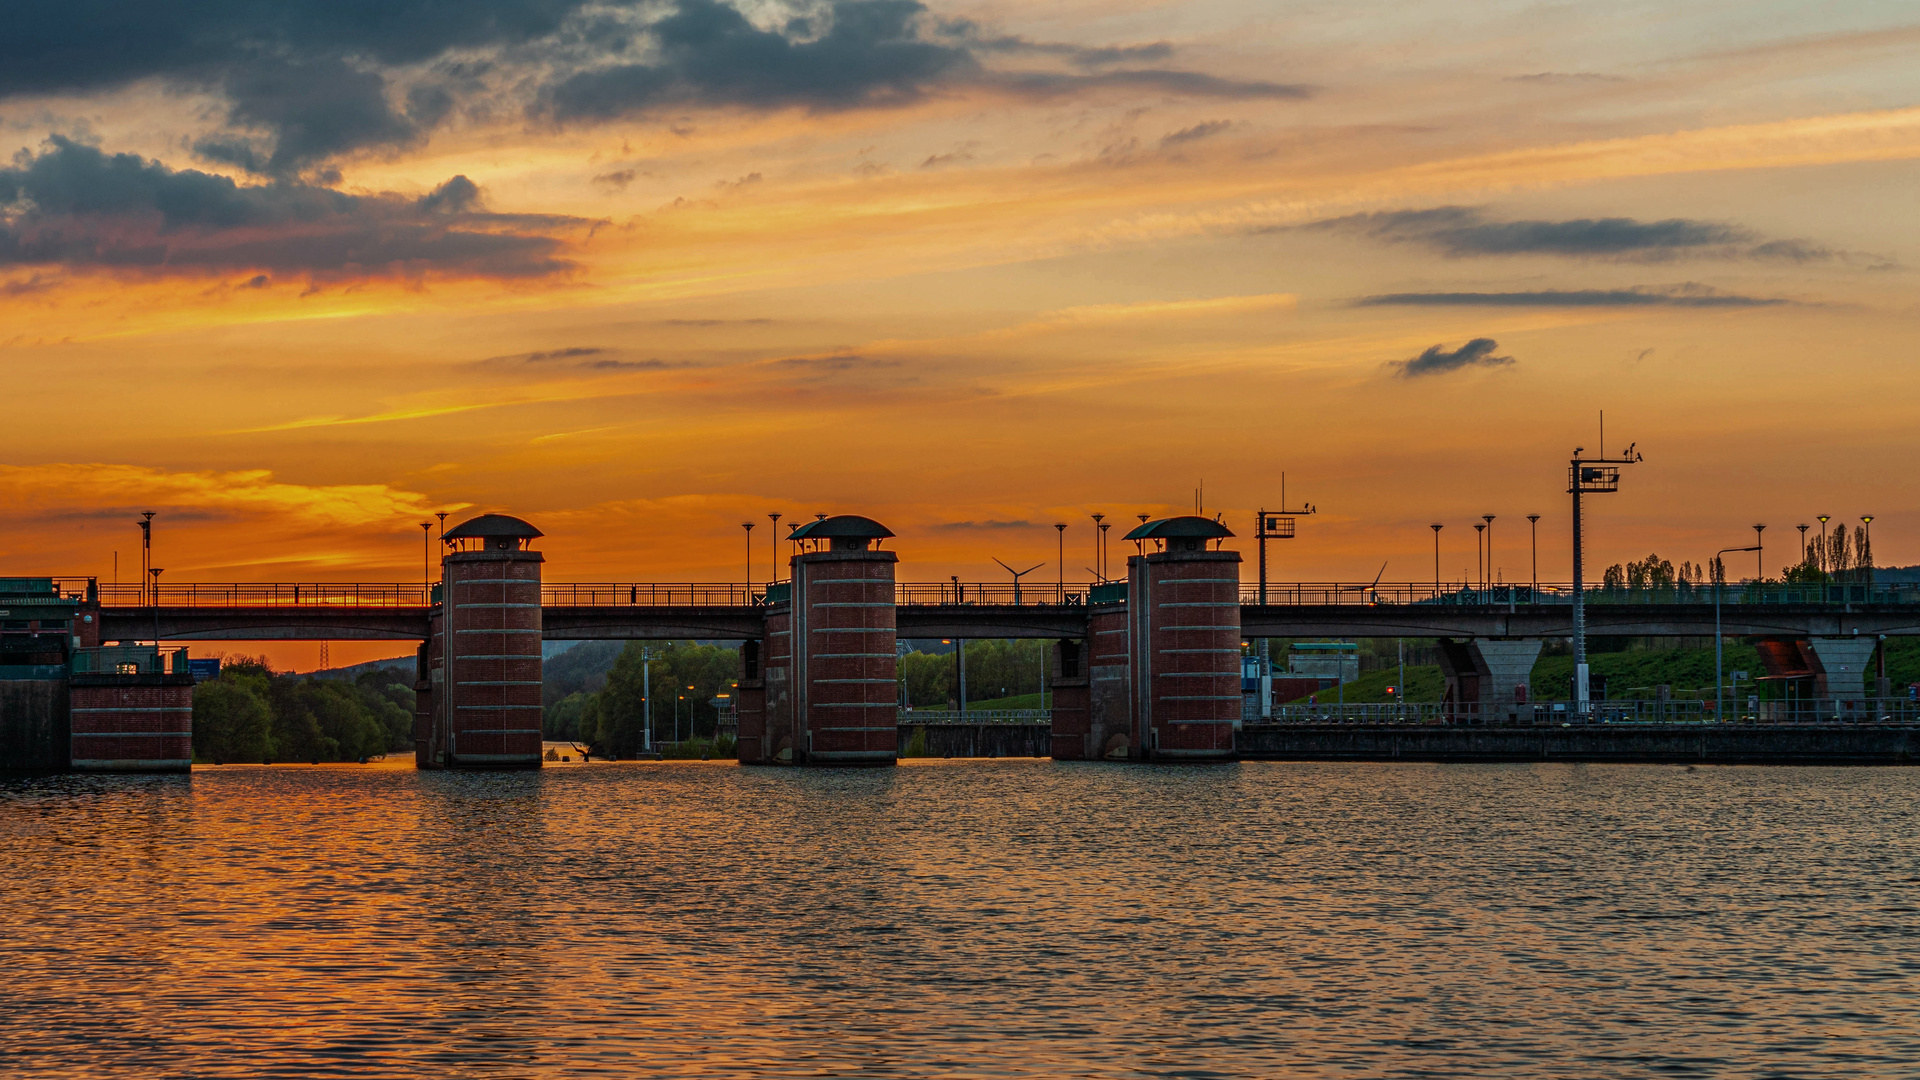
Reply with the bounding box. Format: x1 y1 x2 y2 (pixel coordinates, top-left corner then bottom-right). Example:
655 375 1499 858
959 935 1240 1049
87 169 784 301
4 1 1917 665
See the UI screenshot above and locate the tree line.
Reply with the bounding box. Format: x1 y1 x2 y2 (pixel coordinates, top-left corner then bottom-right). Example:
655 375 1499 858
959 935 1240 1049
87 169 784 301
899 639 1051 708
545 641 742 757
192 658 415 764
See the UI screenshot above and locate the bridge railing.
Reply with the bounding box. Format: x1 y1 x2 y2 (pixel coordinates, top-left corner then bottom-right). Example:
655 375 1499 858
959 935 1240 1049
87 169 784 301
83 579 1920 609
1253 697 1920 725
96 582 431 607
900 709 1051 724
1240 582 1920 606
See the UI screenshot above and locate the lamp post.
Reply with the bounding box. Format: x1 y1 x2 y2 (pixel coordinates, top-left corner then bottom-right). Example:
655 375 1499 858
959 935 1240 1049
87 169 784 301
1527 514 1540 596
642 647 652 753
149 567 164 646
1054 523 1066 599
138 512 155 606
1862 515 1874 590
420 522 432 595
742 522 755 595
1716 545 1761 723
767 512 783 583
1091 513 1105 581
1473 523 1485 591
1430 524 1443 598
1817 515 1830 571
1483 514 1496 590
1099 521 1112 580
1752 525 1766 581
1796 524 1809 564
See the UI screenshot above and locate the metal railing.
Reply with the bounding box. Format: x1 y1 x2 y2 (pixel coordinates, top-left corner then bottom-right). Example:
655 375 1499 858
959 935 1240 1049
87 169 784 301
900 709 1051 725
1253 697 1920 726
79 579 1920 610
70 644 191 676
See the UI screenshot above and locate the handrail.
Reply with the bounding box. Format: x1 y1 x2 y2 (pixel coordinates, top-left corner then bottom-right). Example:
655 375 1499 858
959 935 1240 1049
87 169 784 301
76 580 1920 609
900 709 1051 724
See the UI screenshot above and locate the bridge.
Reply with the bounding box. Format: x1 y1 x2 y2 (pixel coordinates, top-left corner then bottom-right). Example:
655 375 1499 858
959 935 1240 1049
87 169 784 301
71 579 1920 642
11 511 1916 774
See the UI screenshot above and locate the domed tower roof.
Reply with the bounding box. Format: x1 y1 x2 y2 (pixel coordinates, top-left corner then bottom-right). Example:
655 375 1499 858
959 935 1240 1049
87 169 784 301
787 514 894 541
1122 515 1235 541
443 513 542 552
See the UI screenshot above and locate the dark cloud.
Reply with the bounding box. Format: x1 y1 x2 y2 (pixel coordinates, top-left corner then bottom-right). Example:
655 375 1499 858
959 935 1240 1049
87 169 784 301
540 0 1303 121
593 169 642 189
774 353 899 370
1357 286 1790 308
518 347 608 362
1303 206 1834 262
5 1 1295 170
1391 338 1514 378
1160 120 1233 148
0 136 581 279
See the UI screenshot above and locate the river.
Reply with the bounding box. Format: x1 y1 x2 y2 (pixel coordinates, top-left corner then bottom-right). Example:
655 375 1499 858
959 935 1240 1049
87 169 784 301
3 759 1916 1077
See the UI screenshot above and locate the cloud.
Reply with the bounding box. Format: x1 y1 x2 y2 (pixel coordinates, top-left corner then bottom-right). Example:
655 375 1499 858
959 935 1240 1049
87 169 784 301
0 463 447 529
1303 206 1831 262
0 136 582 280
1505 72 1625 84
540 0 1303 121
1357 285 1790 308
1390 338 1514 378
1160 120 1233 148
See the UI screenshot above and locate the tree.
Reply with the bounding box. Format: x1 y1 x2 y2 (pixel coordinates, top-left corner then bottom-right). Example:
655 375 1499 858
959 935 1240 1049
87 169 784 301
193 670 274 763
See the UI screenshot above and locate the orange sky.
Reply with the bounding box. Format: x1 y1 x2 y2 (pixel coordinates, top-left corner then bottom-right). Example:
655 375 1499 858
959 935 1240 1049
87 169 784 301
3 1 1916 669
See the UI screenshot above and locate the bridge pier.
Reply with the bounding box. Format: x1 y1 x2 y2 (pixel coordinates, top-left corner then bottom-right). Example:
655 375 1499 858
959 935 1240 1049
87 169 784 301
1805 637 1878 718
420 515 545 770
1047 638 1090 758
1437 638 1543 723
1125 517 1242 761
763 515 898 766
1085 587 1134 759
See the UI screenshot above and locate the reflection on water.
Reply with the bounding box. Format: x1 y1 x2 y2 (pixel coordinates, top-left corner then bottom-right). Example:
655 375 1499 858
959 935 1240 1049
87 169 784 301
3 760 1917 1078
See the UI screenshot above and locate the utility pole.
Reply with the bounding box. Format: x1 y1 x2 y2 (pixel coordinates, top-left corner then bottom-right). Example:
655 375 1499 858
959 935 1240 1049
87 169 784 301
1570 436 1642 718
1255 487 1314 719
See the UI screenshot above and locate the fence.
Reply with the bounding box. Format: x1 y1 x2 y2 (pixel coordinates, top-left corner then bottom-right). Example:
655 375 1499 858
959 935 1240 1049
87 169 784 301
1253 698 1920 726
900 709 1051 725
70 645 191 676
78 579 1920 610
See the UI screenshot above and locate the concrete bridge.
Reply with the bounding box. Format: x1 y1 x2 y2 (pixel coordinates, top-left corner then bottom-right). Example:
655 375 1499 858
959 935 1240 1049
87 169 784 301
9 511 1918 772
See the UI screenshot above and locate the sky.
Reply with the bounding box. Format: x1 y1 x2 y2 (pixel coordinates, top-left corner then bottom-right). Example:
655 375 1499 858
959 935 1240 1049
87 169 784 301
2 1 1916 668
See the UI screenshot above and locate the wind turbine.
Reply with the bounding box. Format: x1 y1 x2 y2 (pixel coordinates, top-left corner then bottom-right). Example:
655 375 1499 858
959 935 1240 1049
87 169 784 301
993 557 1045 606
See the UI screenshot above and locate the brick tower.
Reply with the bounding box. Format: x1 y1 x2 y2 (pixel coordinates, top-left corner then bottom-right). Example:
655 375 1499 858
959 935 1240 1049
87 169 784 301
1121 516 1242 760
422 514 545 769
776 515 898 765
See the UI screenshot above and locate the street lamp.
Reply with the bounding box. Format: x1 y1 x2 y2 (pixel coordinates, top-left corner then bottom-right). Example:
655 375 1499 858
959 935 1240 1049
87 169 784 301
1054 523 1066 598
1527 514 1541 596
1715 545 1761 723
1473 523 1485 591
1430 524 1443 597
1482 514 1496 590
1817 515 1830 571
1862 515 1875 590
1569 440 1642 717
1090 513 1105 581
420 522 432 594
1752 524 1766 581
149 567 164 647
1796 523 1809 564
768 512 783 583
742 522 755 595
138 511 155 606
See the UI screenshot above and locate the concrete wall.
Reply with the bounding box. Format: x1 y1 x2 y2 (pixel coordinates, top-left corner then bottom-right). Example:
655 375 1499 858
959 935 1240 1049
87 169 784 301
1240 724 1919 764
0 676 70 772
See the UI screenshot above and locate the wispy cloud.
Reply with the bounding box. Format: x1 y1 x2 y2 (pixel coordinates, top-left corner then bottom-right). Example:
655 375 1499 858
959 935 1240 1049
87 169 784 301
1302 206 1830 262
1357 285 1791 307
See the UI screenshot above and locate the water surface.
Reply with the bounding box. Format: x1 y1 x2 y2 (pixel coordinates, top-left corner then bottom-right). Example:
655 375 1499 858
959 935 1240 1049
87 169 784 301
3 759 1917 1077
